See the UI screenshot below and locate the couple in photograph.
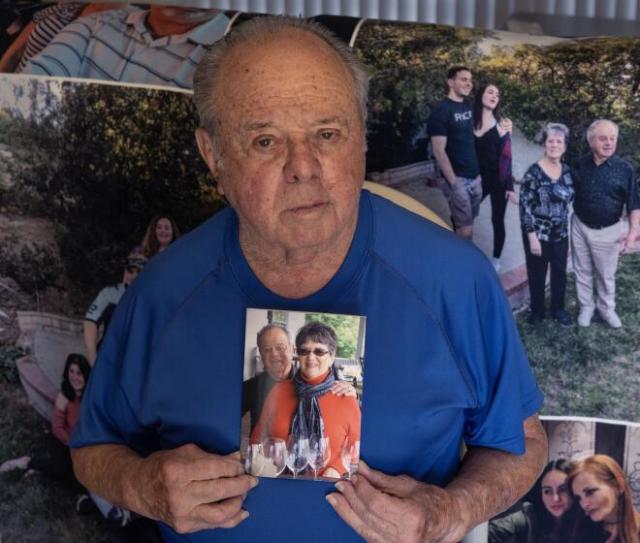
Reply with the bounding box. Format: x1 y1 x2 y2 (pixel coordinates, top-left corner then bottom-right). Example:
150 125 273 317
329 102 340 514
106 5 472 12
248 321 361 479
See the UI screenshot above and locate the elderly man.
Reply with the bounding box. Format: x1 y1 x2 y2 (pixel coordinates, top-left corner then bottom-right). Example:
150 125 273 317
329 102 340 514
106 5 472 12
572 119 640 328
20 5 228 89
70 17 546 543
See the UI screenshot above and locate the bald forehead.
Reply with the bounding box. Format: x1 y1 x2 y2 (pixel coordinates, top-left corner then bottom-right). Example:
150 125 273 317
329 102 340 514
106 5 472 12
212 29 356 110
259 327 290 347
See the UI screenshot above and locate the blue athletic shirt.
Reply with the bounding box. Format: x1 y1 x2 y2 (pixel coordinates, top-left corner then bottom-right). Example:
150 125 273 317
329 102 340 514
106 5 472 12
71 190 543 542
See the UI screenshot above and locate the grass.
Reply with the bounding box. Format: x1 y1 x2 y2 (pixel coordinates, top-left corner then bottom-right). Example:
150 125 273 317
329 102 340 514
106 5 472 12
517 252 640 421
0 350 111 543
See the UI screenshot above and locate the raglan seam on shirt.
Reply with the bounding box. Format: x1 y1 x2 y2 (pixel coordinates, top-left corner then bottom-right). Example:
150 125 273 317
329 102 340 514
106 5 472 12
366 249 479 407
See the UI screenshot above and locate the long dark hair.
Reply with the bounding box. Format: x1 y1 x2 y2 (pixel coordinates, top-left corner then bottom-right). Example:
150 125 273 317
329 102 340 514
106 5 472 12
60 353 91 401
473 83 502 131
529 459 578 542
141 215 180 258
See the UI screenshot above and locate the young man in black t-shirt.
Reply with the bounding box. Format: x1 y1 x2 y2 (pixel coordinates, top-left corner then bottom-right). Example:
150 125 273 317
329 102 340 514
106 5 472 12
428 66 482 240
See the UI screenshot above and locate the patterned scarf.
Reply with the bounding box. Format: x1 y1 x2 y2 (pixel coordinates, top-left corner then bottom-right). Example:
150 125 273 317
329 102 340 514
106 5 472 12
289 369 335 443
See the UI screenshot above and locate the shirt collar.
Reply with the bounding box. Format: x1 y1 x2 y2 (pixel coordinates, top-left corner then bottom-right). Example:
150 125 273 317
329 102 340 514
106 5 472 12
127 10 228 47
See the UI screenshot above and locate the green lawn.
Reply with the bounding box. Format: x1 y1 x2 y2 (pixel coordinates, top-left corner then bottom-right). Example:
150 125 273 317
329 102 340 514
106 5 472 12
517 252 640 421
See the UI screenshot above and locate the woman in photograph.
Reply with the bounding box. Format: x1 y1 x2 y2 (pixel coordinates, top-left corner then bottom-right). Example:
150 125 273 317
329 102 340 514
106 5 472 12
569 454 640 543
473 82 517 273
489 458 577 543
519 122 574 326
251 321 361 478
141 215 180 259
0 353 89 488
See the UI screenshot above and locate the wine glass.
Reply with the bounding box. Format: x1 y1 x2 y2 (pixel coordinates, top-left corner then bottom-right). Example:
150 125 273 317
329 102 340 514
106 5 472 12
286 437 309 479
340 437 360 480
243 441 264 476
261 437 287 477
307 434 331 480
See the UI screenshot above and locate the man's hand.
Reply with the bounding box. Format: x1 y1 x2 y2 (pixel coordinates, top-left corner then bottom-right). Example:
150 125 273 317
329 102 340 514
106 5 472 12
135 444 257 533
505 190 517 204
621 229 637 254
330 380 357 398
326 462 467 543
72 443 257 534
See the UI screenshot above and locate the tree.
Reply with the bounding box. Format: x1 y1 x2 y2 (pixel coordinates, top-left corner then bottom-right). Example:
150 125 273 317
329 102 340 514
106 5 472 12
304 313 361 359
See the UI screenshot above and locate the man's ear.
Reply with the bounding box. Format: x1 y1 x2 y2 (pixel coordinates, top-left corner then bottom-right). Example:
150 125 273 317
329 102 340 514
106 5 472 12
195 127 224 195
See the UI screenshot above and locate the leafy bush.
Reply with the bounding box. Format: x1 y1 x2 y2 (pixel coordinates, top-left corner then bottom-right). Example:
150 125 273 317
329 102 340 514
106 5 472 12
0 345 25 384
0 236 62 295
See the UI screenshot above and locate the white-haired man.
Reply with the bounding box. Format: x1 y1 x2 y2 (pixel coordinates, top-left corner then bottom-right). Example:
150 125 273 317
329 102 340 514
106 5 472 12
572 119 640 328
69 17 546 543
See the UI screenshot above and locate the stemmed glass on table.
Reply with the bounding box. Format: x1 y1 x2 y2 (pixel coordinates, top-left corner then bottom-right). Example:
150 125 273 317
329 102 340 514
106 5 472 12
260 437 287 477
307 434 331 480
340 437 360 480
286 437 309 479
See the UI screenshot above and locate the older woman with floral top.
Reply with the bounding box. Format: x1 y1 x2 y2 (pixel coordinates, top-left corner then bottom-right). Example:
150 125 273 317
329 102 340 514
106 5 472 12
520 123 574 326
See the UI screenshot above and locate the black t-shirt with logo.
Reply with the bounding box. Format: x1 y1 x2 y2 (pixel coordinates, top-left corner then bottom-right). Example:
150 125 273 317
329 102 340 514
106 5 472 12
428 98 479 178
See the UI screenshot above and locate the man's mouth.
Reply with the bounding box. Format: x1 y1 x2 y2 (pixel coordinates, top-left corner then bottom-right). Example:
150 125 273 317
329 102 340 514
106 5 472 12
287 202 327 214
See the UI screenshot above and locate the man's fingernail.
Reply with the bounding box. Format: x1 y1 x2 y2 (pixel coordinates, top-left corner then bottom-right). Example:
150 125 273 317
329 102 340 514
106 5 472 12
250 477 259 488
335 481 346 492
351 474 359 484
326 494 337 506
241 510 250 520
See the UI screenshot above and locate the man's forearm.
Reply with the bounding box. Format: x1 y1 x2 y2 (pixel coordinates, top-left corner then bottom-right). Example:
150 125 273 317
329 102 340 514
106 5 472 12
432 148 457 185
71 444 153 518
629 209 640 233
83 321 99 365
445 414 548 533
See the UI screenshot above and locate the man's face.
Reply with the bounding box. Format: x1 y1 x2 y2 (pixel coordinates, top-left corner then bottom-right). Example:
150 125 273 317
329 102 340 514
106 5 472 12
448 70 473 99
589 121 618 164
150 6 219 25
122 266 140 286
196 31 366 257
258 328 293 381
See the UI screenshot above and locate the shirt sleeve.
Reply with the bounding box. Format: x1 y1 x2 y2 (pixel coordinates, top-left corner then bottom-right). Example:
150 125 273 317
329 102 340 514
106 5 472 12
70 287 160 455
460 261 544 454
84 288 106 323
20 14 94 77
519 166 537 234
427 103 449 138
626 163 640 212
52 404 70 445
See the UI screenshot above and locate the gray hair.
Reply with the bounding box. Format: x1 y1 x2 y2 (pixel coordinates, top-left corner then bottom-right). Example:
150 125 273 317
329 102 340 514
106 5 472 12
193 16 369 139
257 323 292 348
542 122 570 144
586 119 619 143
295 321 337 355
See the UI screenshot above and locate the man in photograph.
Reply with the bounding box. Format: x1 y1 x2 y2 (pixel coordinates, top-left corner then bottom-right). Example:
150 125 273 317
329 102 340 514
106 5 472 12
83 251 146 365
70 17 546 543
20 6 228 89
243 323 355 431
572 119 640 328
428 66 481 239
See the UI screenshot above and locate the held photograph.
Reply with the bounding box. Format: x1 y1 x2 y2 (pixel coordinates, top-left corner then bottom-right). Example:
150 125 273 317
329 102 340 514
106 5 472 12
241 308 365 481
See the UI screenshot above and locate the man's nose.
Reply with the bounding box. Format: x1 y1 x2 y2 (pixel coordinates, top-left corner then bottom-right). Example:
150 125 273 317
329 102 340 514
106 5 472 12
284 138 321 183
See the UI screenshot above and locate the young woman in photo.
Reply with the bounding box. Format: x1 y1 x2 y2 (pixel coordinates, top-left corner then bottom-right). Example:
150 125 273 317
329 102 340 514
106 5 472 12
474 82 516 272
141 215 180 258
489 458 577 543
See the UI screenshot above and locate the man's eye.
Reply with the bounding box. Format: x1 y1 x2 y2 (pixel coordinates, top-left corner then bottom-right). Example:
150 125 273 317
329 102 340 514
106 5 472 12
319 130 338 140
255 137 273 148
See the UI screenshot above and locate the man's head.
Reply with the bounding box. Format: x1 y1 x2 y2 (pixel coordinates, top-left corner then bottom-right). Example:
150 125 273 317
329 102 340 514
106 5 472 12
147 6 221 36
586 119 619 165
193 17 369 257
122 253 146 286
256 324 293 381
446 66 473 101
